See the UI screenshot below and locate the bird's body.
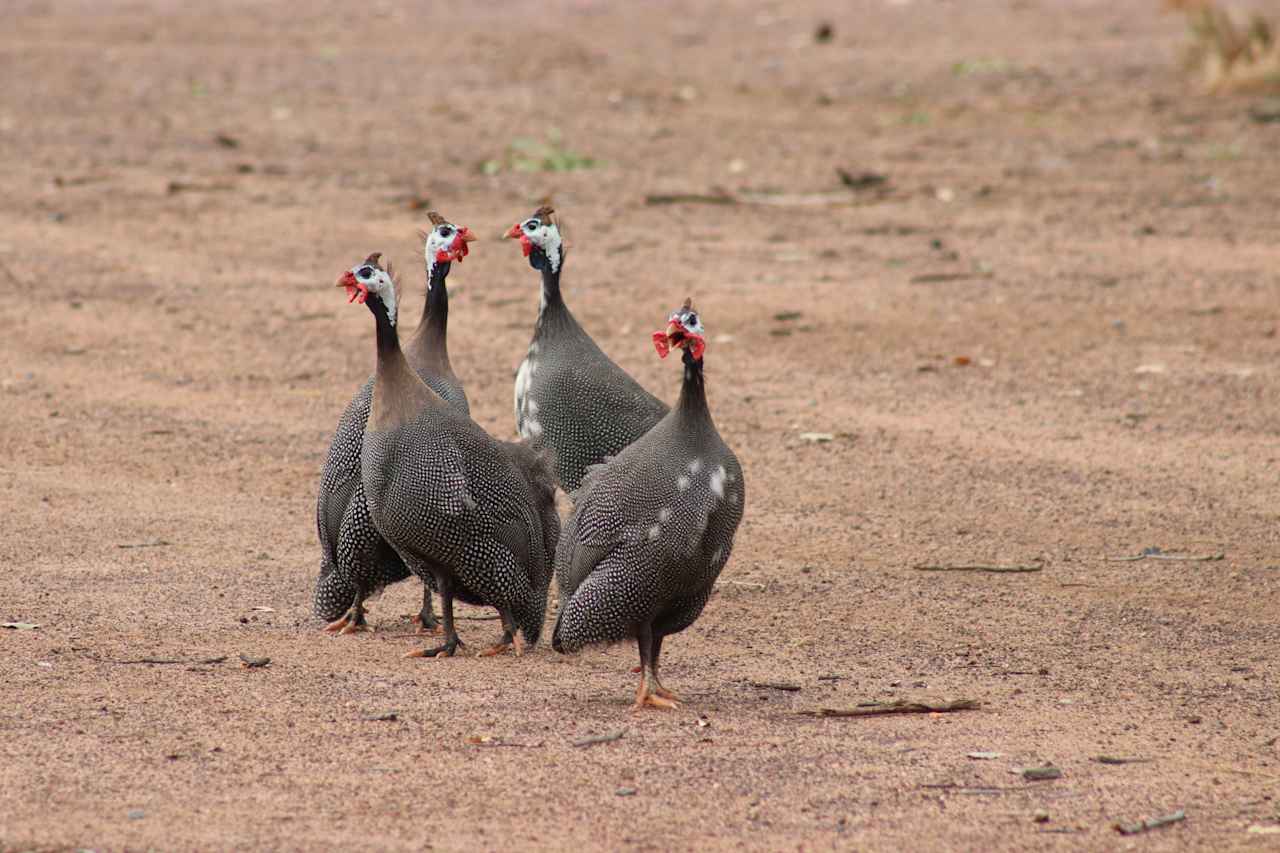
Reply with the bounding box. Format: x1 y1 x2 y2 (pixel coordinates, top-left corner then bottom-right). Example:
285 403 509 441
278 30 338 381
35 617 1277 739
363 394 558 651
508 208 667 492
314 222 471 634
342 254 557 658
553 301 743 709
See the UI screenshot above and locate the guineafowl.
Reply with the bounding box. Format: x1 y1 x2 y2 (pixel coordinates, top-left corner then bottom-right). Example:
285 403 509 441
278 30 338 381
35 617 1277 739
506 206 668 492
313 215 474 634
337 254 558 658
553 299 743 710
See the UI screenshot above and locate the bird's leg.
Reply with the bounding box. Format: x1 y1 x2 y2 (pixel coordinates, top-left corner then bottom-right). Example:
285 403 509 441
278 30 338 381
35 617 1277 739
325 597 370 635
476 609 524 657
649 633 680 702
410 584 442 635
631 623 680 711
405 574 462 658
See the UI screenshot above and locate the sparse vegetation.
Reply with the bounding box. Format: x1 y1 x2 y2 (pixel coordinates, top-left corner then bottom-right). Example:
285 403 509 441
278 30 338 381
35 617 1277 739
1168 0 1280 92
480 131 599 175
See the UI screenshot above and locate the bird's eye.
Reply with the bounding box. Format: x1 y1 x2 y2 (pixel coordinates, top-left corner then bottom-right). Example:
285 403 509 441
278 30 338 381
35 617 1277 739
438 225 454 237
524 219 539 232
686 313 698 327
357 266 374 279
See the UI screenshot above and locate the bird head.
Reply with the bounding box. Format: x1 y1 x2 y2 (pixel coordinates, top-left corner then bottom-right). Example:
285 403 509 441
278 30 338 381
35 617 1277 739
652 298 706 362
504 205 563 274
422 212 475 278
337 252 398 324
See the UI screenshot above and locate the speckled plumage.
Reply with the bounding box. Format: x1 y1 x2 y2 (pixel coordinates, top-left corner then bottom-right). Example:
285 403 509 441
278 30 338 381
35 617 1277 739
364 418 558 645
509 209 667 492
314 239 470 628
356 275 558 653
552 304 743 706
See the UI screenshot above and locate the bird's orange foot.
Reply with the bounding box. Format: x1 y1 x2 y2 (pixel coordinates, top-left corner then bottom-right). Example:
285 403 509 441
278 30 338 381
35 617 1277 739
632 692 681 711
633 675 681 711
326 606 368 635
653 685 681 702
476 633 524 658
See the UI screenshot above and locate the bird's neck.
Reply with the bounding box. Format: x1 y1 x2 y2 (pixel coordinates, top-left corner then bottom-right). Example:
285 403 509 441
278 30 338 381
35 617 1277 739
534 262 574 336
369 292 437 428
370 292 400 360
408 260 451 366
674 349 711 425
538 261 564 313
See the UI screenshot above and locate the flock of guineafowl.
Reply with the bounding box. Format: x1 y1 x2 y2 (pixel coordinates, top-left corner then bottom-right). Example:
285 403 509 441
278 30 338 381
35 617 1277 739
313 206 743 711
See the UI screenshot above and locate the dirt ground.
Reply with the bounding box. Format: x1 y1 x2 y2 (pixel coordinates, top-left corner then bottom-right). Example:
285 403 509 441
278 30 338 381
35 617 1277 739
2 0 1279 850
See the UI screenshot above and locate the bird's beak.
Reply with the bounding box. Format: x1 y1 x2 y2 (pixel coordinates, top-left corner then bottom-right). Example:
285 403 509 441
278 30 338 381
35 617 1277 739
658 321 705 360
504 223 522 240
460 227 477 243
337 270 367 304
653 321 685 359
665 321 686 348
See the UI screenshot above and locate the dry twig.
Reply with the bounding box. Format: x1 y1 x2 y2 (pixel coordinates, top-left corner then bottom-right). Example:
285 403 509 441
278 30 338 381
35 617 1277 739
1094 755 1152 765
751 681 802 692
1114 809 1185 835
645 191 736 206
1105 551 1223 562
107 655 227 666
920 783 1010 794
467 737 544 749
910 272 994 284
913 563 1042 574
799 698 979 718
1018 766 1062 781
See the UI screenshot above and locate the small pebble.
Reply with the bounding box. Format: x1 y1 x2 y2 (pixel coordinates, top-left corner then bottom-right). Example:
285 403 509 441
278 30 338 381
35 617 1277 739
616 787 637 797
1033 809 1050 823
127 809 145 821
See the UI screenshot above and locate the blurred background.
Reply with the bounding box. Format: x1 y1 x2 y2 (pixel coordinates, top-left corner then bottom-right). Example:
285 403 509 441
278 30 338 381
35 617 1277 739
2 1 1279 849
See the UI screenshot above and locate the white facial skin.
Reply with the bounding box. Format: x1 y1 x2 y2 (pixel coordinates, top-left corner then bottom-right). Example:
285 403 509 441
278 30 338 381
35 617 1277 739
522 217 562 273
672 308 704 337
423 223 460 284
352 264 397 326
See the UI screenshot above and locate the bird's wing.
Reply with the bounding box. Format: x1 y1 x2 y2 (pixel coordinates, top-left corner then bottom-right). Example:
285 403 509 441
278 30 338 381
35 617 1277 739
556 461 629 599
378 424 474 521
316 380 374 566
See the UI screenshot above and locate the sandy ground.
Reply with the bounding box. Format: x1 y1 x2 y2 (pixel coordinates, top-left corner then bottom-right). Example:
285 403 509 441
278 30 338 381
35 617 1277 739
2 0 1279 850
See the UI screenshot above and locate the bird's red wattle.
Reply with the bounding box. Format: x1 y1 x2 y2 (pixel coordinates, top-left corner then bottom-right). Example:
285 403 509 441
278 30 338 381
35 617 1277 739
450 231 470 262
652 331 671 359
345 282 369 304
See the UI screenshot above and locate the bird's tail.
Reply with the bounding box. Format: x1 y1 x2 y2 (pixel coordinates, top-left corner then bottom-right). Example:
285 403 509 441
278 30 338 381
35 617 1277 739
516 584 548 647
313 561 356 622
